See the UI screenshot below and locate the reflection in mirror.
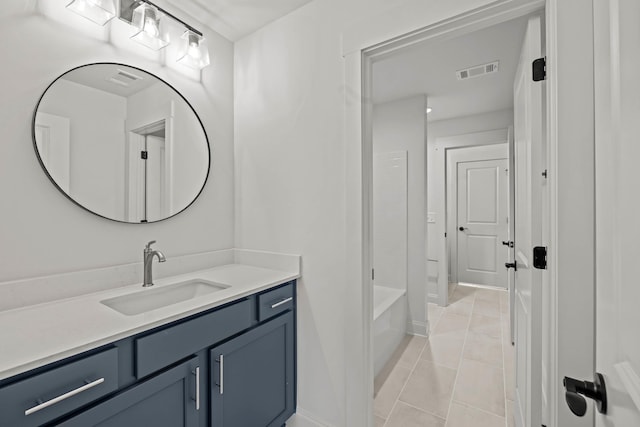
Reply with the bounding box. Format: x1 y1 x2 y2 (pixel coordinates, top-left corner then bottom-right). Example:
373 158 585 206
33 63 210 223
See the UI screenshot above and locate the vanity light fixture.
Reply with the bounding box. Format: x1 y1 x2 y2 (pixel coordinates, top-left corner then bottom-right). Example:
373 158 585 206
67 0 211 69
66 0 117 25
120 0 209 68
130 3 169 50
177 30 210 70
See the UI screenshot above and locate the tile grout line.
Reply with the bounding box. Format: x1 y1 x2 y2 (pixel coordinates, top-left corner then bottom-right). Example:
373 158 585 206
380 286 509 426
442 287 476 426
381 294 452 427
381 334 428 427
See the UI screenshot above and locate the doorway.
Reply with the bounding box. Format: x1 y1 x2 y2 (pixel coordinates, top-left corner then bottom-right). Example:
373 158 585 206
126 120 168 223
447 143 510 290
368 12 535 427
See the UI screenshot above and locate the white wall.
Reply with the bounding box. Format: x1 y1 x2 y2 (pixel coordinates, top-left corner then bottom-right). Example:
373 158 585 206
372 96 427 335
0 1 234 281
426 109 513 299
234 0 505 424
40 79 127 219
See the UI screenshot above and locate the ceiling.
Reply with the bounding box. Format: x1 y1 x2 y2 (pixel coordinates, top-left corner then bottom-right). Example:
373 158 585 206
156 0 314 41
372 16 530 122
63 64 159 97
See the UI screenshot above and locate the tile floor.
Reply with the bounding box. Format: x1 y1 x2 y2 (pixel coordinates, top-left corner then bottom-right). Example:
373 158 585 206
374 284 515 427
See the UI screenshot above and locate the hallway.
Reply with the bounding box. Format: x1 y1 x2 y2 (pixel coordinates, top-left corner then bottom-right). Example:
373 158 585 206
374 285 515 427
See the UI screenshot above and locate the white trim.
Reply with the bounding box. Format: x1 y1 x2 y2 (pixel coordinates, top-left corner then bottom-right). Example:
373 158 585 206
288 408 334 427
545 1 595 426
408 320 429 337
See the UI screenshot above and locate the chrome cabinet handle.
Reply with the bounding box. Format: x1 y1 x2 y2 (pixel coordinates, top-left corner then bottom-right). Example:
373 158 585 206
192 367 200 410
219 355 224 395
25 378 105 416
271 297 293 309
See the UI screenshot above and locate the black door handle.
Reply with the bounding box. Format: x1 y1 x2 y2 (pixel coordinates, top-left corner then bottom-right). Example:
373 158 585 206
563 373 607 416
505 262 517 271
502 240 514 248
459 227 466 231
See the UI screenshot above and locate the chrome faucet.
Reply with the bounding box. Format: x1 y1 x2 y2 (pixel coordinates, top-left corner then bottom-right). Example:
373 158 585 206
143 241 166 287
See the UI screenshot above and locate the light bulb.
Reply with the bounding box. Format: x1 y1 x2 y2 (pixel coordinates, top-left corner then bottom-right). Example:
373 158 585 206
66 0 116 25
177 30 210 70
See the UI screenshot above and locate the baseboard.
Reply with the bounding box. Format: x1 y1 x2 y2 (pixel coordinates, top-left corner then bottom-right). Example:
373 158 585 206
408 320 428 337
287 408 334 427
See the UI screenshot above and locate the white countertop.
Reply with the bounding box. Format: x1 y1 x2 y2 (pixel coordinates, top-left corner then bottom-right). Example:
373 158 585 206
0 263 299 381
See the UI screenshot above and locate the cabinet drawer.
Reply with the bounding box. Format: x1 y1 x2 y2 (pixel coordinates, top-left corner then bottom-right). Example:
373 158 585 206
135 299 253 379
257 282 295 322
0 347 118 427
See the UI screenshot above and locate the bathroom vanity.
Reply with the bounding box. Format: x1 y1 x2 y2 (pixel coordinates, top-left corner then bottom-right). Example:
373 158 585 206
0 260 298 427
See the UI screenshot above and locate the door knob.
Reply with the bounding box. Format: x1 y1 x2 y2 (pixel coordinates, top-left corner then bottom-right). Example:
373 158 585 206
502 240 514 248
563 373 608 416
505 262 517 271
459 227 466 231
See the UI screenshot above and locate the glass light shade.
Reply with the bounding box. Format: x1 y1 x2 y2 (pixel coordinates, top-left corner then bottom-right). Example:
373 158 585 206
177 31 210 70
66 0 116 25
130 4 169 50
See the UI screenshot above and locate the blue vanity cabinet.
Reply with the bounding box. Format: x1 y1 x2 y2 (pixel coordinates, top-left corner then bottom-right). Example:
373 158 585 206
0 280 297 427
58 356 201 427
209 281 296 427
210 311 295 427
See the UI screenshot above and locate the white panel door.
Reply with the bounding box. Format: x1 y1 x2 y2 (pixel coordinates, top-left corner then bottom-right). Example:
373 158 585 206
513 15 543 427
456 158 508 287
593 0 640 425
373 151 408 290
34 112 70 193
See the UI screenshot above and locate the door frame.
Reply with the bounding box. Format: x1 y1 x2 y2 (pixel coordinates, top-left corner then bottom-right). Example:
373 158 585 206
446 142 509 288
430 128 512 306
342 1 595 426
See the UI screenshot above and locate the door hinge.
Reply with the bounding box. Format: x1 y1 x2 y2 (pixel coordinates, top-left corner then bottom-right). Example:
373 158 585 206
533 57 546 81
542 169 548 178
533 246 547 269
372 269 375 280
140 150 148 160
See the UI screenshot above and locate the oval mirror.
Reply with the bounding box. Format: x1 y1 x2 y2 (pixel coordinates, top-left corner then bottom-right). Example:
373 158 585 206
33 63 210 223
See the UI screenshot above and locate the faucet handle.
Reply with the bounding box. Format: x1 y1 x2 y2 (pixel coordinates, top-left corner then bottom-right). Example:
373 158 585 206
145 240 157 250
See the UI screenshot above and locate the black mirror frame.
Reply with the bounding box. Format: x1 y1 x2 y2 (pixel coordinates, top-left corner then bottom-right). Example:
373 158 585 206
32 62 211 224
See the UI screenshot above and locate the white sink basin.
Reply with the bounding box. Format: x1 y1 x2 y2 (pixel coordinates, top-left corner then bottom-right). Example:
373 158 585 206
101 279 229 316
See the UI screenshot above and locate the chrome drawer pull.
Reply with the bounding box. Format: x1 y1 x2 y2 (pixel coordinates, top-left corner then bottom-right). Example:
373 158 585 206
271 297 293 309
192 366 200 410
25 378 105 416
219 355 224 395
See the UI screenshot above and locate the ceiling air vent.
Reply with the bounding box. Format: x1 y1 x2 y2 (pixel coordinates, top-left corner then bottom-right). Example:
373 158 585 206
107 69 144 87
456 61 499 81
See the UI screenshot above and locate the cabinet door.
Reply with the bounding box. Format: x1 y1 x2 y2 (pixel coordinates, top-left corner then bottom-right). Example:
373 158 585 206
58 357 200 427
210 311 295 427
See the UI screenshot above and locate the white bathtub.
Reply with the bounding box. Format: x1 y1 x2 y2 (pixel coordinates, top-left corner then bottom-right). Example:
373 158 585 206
373 285 407 378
